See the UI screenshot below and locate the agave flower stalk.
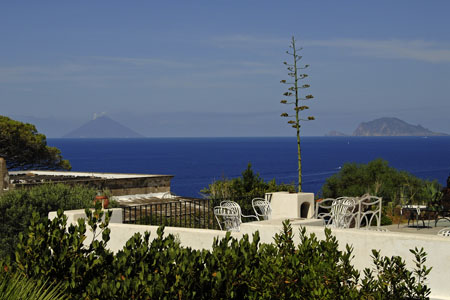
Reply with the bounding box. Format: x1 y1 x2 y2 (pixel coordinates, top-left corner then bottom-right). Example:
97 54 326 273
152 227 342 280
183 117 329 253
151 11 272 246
280 36 315 192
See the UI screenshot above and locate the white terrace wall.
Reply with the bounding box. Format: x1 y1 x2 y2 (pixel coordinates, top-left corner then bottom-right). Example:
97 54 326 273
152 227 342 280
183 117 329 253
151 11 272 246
50 209 450 300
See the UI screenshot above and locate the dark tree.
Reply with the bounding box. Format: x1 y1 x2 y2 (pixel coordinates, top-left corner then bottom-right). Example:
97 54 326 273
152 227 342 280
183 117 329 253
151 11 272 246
280 37 315 191
0 116 71 170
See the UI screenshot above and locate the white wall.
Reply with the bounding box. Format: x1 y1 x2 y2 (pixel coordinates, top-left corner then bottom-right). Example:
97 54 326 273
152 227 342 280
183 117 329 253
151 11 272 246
270 192 315 219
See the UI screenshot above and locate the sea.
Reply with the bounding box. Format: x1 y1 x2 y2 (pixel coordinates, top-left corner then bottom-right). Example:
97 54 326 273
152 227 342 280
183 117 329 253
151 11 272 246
47 137 450 198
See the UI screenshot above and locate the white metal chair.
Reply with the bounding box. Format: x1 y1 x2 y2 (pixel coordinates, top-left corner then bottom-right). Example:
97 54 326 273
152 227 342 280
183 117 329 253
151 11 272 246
214 201 258 231
221 201 259 221
438 227 450 237
358 195 382 229
329 197 357 228
214 205 241 231
161 192 178 199
315 198 336 222
252 197 272 220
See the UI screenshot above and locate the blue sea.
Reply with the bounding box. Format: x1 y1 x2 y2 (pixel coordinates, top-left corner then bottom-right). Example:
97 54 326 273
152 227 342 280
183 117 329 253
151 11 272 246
48 137 450 198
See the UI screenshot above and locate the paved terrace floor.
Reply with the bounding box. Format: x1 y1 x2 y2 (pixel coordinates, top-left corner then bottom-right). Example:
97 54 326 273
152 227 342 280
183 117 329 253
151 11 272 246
250 218 450 235
384 219 450 235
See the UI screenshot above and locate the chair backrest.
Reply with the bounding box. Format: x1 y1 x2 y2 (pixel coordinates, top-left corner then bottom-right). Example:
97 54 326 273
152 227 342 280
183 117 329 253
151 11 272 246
252 198 272 220
220 200 242 215
329 197 357 228
162 192 177 199
215 200 260 231
214 204 241 231
358 195 382 228
315 198 335 221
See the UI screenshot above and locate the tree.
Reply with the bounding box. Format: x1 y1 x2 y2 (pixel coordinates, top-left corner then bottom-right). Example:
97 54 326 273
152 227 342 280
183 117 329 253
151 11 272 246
201 163 296 215
0 183 98 259
280 37 315 191
0 116 71 170
320 159 430 206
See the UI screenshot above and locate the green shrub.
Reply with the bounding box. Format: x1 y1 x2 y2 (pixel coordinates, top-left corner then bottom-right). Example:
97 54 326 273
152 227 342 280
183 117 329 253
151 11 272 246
201 163 296 215
14 203 113 299
360 248 431 299
11 206 431 299
320 159 439 208
0 183 97 259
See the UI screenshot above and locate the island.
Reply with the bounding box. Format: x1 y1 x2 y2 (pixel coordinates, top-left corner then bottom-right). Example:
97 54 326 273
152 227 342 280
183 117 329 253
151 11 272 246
352 117 448 136
63 115 144 138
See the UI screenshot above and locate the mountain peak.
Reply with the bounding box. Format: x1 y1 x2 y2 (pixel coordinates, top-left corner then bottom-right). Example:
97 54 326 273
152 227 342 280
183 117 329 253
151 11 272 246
63 115 144 138
353 117 447 136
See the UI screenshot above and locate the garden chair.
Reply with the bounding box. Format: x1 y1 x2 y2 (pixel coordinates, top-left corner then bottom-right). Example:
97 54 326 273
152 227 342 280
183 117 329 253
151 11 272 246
220 201 259 222
328 197 358 228
214 201 258 231
315 198 336 223
252 197 272 220
358 195 382 229
214 205 241 231
161 192 178 199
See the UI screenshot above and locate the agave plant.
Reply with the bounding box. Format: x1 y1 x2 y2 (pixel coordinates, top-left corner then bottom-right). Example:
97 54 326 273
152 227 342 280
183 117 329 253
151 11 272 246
0 273 65 300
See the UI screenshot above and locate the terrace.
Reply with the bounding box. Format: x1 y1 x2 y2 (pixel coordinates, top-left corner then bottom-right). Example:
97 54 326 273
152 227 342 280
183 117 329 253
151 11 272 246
51 191 450 300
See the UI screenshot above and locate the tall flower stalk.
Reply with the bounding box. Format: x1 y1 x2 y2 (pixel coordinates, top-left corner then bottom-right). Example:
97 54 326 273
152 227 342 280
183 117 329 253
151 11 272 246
280 36 315 192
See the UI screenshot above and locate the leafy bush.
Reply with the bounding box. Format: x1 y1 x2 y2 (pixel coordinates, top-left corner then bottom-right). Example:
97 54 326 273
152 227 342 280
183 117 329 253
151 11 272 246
10 206 431 299
0 183 97 259
320 159 439 208
201 163 296 215
360 248 431 299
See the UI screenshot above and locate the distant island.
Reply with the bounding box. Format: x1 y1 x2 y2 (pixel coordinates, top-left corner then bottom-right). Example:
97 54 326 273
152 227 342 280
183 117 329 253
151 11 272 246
63 115 144 138
326 117 448 137
325 130 348 137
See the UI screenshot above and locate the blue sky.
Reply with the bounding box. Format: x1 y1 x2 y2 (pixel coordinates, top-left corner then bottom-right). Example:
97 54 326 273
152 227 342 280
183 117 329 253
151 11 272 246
1 1 450 137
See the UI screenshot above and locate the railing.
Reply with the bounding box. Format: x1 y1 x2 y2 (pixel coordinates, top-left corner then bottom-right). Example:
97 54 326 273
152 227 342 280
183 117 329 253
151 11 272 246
122 198 218 229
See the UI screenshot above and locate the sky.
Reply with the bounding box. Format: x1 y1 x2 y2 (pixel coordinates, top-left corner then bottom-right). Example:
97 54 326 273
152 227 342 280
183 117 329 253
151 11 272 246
1 1 450 137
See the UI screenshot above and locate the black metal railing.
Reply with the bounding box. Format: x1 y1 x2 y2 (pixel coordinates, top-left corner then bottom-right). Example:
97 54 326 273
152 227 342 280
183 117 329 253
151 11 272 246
122 199 218 229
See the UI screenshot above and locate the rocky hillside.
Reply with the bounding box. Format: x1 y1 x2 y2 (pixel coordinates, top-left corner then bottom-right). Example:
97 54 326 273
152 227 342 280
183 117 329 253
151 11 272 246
353 117 447 136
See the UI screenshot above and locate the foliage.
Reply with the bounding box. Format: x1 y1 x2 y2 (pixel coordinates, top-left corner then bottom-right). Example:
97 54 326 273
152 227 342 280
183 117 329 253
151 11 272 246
321 159 438 207
423 180 444 211
201 163 295 215
0 272 66 300
10 208 432 299
360 248 431 299
280 36 315 191
251 224 360 299
0 183 97 259
14 203 113 299
379 212 393 226
0 115 71 170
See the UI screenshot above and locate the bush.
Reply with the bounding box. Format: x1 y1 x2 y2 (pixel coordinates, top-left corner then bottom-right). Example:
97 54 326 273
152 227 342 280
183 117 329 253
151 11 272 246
320 159 439 208
201 163 296 215
10 207 431 299
0 183 98 259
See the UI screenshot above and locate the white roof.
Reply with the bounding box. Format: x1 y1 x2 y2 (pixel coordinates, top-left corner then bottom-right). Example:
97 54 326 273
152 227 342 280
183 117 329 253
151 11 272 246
9 170 171 179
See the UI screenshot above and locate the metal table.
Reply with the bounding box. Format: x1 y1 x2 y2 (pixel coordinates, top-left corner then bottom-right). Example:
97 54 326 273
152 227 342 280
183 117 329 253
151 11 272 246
400 205 435 229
